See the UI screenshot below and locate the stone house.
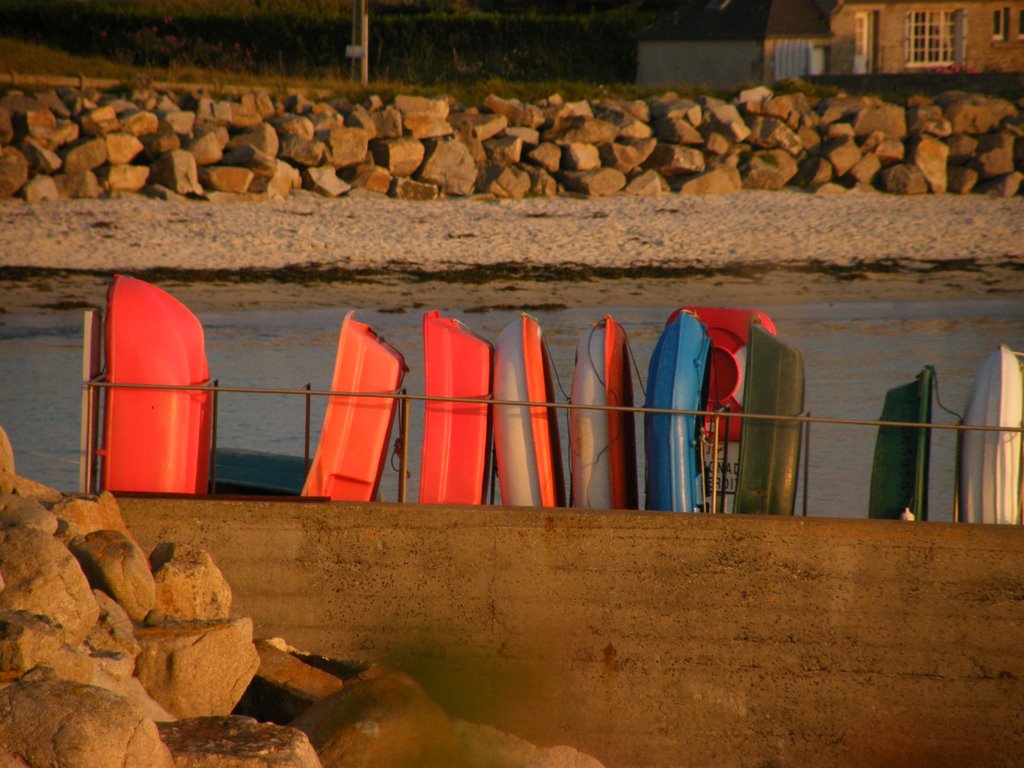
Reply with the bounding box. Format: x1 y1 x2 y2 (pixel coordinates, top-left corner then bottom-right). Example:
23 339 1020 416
637 0 1024 86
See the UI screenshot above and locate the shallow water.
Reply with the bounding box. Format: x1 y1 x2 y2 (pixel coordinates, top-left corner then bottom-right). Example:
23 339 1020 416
2 299 1022 521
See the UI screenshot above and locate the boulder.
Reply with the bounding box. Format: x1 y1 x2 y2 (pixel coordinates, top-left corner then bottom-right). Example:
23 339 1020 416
622 168 667 196
302 166 350 198
653 114 703 145
318 127 369 168
971 132 1015 179
522 165 558 197
394 94 449 120
560 142 600 172
149 149 203 195
505 126 540 147
597 142 642 174
60 136 108 174
795 124 821 154
852 103 907 139
370 138 425 177
677 165 742 195
97 164 150 194
846 152 881 186
741 149 798 190
278 134 326 168
235 639 346 724
552 117 618 145
559 167 626 197
879 164 929 194
649 97 701 126
947 165 978 195
371 106 404 140
51 492 133 540
451 112 508 142
642 143 705 177
975 171 1022 197
141 127 181 158
0 494 56 533
478 165 531 199
907 135 949 193
418 139 477 197
703 102 750 143
104 132 144 165
158 110 196 136
21 139 63 174
134 617 260 718
54 170 103 199
290 669 469 768
200 165 256 195
524 142 562 173
946 133 978 165
0 426 13 476
249 159 301 200
342 164 391 194
939 93 1017 134
747 116 803 156
0 106 13 144
823 137 862 178
0 679 174 768
185 131 225 166
85 589 141 660
159 716 322 768
0 610 64 675
484 135 523 167
389 177 440 201
797 156 833 187
907 104 952 138
222 144 278 177
20 174 61 203
69 530 155 623
0 525 99 645
271 114 316 141
120 110 159 137
227 123 278 157
403 112 453 140
483 94 543 128
456 719 606 768
80 105 120 137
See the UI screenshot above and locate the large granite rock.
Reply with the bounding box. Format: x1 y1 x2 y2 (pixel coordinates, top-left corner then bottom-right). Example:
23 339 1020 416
456 720 606 768
0 678 175 768
159 716 322 768
879 163 929 194
235 639 346 724
559 167 626 197
907 135 950 193
148 149 203 196
0 525 99 646
134 617 260 718
418 139 478 197
741 149 798 190
642 143 704 177
370 138 425 177
69 530 155 623
677 165 742 195
290 669 469 768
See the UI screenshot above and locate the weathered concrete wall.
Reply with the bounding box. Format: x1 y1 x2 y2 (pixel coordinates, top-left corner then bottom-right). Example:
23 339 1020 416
121 497 1024 768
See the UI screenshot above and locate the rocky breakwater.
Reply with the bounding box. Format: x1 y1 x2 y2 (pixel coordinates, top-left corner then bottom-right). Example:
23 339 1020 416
0 84 1022 203
0 425 604 768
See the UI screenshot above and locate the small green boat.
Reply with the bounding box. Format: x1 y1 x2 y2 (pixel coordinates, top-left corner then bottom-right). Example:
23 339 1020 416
868 367 934 521
211 447 307 496
734 324 806 516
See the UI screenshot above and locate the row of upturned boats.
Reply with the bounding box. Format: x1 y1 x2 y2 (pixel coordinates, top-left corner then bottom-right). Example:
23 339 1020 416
91 275 1023 524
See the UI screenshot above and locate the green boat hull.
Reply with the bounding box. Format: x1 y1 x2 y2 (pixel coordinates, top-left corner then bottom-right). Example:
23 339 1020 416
734 325 805 516
868 366 934 521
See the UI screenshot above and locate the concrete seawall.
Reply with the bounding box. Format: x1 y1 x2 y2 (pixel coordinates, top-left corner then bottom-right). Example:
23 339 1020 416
121 497 1024 768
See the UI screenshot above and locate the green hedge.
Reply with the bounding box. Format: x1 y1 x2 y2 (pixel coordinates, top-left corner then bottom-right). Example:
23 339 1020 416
0 1 654 83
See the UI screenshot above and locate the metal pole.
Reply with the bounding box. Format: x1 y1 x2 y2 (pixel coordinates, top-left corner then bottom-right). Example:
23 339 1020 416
802 413 810 517
79 310 102 494
304 383 312 472
711 413 720 515
398 393 410 503
210 379 219 494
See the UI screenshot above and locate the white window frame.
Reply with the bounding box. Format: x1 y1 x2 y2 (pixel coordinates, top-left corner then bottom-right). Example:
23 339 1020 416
992 7 1009 40
854 11 877 73
905 10 958 67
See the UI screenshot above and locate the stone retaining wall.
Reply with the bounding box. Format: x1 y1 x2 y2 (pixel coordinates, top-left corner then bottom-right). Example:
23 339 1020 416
1 84 1022 202
122 496 1024 768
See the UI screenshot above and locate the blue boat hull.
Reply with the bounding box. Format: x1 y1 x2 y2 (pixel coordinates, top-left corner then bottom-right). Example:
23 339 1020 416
645 313 711 512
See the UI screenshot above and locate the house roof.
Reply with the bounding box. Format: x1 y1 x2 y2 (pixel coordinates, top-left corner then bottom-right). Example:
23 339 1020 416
637 0 831 42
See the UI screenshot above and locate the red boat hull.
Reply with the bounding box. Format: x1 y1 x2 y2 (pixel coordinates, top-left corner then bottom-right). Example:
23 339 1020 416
101 275 212 494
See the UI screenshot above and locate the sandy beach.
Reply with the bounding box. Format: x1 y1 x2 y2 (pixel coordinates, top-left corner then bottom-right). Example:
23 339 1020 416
1 189 1022 314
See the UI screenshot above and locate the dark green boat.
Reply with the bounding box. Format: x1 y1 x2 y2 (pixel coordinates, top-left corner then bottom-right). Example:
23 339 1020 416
211 447 307 496
734 324 805 516
868 366 934 521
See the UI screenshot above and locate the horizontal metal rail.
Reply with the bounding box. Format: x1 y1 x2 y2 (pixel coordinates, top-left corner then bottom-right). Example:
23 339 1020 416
84 377 1024 435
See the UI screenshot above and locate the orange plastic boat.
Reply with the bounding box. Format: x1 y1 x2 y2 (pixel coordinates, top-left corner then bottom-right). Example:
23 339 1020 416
302 311 406 501
419 310 493 505
101 275 212 494
493 314 565 508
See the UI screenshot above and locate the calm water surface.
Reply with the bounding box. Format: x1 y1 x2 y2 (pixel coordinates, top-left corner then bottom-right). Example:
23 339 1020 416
2 299 1021 522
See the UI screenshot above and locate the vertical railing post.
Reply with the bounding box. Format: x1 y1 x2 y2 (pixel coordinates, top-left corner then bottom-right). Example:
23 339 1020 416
710 412 721 515
398 392 410 503
79 310 102 494
304 383 312 472
209 379 219 494
802 412 811 517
